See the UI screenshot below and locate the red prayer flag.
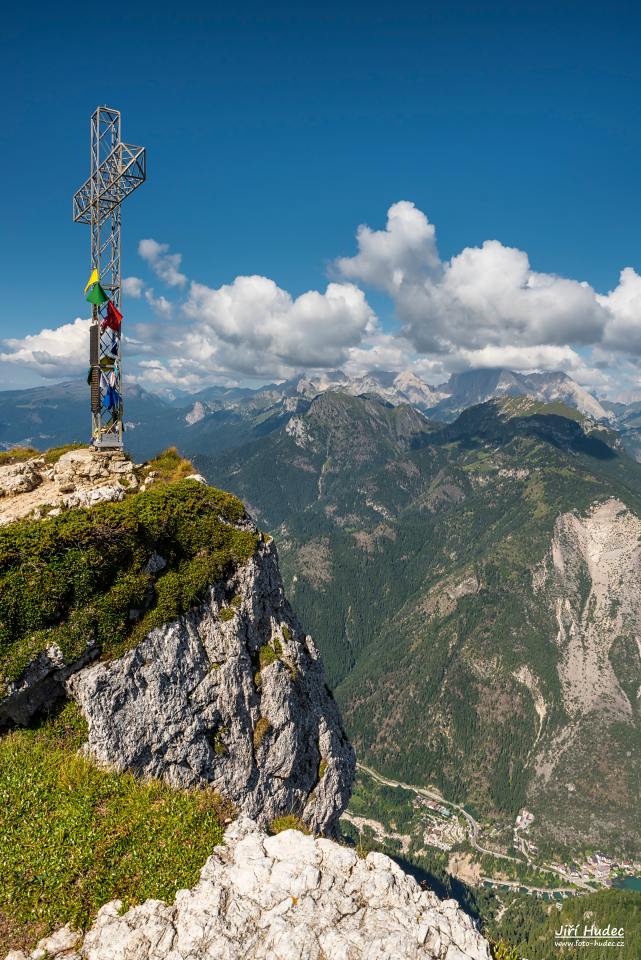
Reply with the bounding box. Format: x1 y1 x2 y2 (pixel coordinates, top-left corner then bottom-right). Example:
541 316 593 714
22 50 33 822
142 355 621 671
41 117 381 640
100 300 123 333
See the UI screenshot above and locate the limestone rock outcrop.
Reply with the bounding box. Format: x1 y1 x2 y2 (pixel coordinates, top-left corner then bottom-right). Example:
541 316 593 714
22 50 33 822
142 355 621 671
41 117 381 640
0 448 138 525
0 643 98 728
67 537 354 835
7 818 492 960
0 457 44 497
0 454 354 833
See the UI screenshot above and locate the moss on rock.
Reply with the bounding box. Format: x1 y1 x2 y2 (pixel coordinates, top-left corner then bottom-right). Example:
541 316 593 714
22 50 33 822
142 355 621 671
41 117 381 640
258 643 278 670
253 717 272 750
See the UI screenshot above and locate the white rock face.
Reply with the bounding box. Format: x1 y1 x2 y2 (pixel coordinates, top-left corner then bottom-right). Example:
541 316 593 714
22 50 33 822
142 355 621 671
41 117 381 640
0 458 44 496
528 497 641 840
0 462 354 833
540 497 641 720
533 374 611 422
185 400 207 424
9 819 491 960
67 539 355 835
285 415 312 448
54 448 138 502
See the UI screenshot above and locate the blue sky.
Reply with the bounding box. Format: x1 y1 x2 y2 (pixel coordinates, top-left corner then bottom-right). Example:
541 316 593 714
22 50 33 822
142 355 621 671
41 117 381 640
2 0 641 396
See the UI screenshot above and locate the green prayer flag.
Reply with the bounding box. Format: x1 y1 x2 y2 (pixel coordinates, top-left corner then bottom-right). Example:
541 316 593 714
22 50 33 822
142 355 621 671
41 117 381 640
86 282 108 305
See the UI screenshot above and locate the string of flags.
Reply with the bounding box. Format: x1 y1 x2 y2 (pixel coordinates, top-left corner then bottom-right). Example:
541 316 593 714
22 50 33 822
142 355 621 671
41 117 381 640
85 269 123 427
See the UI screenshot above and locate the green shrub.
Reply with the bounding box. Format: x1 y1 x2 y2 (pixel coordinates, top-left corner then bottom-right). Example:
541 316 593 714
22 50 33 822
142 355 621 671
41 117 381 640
144 447 195 484
219 607 235 621
319 759 328 779
282 624 292 643
209 725 228 756
287 663 299 682
258 644 278 669
0 480 259 683
492 943 521 960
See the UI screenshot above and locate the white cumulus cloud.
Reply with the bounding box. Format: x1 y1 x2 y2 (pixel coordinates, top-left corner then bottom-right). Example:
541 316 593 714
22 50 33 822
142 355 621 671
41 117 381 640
7 203 641 399
0 318 90 379
144 288 173 318
336 202 609 356
128 274 376 389
335 200 441 292
138 239 187 287
122 276 144 298
182 275 375 371
599 266 641 352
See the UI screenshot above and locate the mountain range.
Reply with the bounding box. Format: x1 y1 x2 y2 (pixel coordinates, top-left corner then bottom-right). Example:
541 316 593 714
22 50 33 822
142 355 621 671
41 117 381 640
1 365 637 463
195 392 641 859
3 366 641 951
296 367 613 424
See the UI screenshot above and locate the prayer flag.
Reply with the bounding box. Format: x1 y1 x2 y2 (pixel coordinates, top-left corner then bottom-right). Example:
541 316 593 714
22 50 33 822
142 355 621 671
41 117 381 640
84 268 100 293
100 300 123 332
86 282 108 305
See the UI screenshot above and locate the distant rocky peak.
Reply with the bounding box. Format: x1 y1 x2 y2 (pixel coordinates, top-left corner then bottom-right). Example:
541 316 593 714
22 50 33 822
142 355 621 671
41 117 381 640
526 372 612 422
185 400 207 424
437 367 613 423
295 368 444 411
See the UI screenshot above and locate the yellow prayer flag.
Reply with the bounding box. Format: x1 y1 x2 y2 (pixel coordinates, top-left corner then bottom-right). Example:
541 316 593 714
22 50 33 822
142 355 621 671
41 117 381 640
84 268 100 294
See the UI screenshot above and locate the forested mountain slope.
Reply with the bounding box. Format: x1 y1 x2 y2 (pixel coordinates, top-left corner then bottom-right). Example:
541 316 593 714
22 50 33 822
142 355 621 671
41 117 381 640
199 394 641 856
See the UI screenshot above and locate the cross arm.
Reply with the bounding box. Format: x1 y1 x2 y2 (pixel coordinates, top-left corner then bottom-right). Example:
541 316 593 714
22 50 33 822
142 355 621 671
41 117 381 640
73 142 146 224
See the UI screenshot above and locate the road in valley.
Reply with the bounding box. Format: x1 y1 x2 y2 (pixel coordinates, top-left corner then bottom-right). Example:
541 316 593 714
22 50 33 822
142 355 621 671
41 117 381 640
355 762 595 892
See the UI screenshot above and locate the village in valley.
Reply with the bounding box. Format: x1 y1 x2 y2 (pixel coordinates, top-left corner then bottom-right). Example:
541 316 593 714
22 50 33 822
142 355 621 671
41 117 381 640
345 768 641 900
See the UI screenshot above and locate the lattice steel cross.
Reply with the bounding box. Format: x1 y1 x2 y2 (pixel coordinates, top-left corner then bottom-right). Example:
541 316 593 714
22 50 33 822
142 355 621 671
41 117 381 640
73 106 146 449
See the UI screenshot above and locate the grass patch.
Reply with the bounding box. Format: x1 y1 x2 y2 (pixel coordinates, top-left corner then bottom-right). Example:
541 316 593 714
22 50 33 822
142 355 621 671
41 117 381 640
253 717 272 750
319 759 328 779
0 480 259 684
281 624 292 643
0 703 233 953
219 607 235 621
0 448 39 467
42 443 86 465
144 447 195 484
269 815 310 835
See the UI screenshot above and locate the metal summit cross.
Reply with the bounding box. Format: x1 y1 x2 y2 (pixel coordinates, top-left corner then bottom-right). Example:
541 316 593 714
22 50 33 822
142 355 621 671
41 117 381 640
73 106 146 449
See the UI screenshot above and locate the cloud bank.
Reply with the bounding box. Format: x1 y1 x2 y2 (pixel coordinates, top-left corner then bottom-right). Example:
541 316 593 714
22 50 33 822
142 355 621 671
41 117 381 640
0 318 90 379
336 201 625 359
3 205 641 397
